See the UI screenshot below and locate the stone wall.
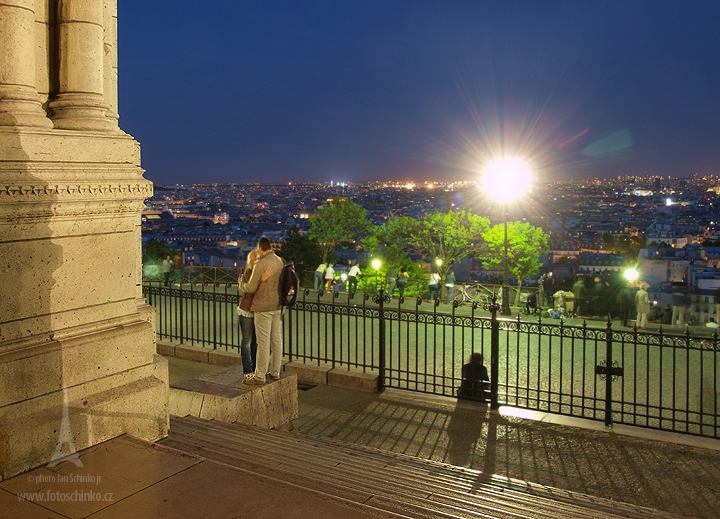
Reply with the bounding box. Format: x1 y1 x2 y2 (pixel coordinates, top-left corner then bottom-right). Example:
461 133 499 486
0 0 168 480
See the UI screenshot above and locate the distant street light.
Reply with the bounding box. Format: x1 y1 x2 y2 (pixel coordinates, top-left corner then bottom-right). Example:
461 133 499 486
624 268 639 284
483 158 532 315
372 258 381 293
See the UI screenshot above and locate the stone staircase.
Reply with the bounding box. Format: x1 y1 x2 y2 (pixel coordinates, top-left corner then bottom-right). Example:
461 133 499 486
160 416 689 519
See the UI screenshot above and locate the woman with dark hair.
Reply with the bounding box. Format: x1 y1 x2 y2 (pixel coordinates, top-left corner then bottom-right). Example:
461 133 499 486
458 352 489 402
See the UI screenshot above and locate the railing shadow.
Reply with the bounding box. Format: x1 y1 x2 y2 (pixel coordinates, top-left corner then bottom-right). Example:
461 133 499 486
298 386 720 519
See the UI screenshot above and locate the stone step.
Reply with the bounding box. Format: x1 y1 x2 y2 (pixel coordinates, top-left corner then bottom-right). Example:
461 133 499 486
162 432 540 519
166 417 581 519
162 416 687 519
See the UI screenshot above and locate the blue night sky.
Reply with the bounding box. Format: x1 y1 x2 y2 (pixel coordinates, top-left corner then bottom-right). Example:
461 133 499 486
118 1 720 185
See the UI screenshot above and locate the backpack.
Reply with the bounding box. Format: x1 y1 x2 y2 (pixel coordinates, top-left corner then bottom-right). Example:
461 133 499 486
278 261 300 307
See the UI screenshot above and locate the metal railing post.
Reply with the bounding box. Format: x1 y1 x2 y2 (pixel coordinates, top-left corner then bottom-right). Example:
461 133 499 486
595 317 623 427
489 293 500 409
378 288 386 391
179 286 184 344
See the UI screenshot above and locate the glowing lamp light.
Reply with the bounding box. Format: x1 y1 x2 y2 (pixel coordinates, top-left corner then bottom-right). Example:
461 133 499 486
372 259 381 270
666 198 672 206
624 269 639 283
436 259 442 267
482 158 532 202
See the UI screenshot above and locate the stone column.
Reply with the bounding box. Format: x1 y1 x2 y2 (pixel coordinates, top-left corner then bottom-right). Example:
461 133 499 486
0 0 53 127
103 0 119 127
49 0 115 131
0 0 168 481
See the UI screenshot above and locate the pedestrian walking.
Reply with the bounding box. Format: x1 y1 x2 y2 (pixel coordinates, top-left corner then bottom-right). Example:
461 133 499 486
635 284 650 329
397 267 409 298
347 263 360 293
162 255 172 287
324 263 335 291
314 262 327 291
444 270 455 304
428 272 441 300
386 265 398 296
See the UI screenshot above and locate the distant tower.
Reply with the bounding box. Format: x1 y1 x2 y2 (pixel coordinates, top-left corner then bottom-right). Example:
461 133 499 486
654 177 661 190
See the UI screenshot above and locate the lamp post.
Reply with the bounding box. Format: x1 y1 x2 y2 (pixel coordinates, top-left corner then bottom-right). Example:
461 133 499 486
372 259 381 294
483 158 531 316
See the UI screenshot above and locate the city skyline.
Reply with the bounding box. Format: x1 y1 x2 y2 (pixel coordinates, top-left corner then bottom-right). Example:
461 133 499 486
119 1 720 186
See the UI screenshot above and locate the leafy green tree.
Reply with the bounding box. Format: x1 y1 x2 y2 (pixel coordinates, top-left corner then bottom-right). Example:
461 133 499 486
363 216 418 266
277 226 323 286
480 222 549 304
309 197 374 263
402 210 489 280
603 234 646 262
143 239 175 263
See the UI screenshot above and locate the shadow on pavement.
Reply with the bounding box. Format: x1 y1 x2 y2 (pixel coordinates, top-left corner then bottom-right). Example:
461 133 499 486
298 384 720 519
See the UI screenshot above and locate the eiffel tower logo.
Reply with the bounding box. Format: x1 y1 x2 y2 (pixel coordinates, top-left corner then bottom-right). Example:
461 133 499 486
47 385 83 468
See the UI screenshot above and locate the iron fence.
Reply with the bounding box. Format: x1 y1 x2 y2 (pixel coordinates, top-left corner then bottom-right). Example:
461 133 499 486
143 281 720 439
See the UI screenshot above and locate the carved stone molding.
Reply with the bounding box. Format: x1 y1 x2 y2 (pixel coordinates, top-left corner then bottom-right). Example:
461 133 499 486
0 182 153 201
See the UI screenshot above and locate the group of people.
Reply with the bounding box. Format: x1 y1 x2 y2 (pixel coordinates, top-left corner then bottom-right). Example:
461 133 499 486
313 262 410 297
313 262 336 292
428 270 456 303
161 255 183 287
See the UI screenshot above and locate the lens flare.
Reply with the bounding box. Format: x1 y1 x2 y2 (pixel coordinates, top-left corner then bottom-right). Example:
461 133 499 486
482 158 532 202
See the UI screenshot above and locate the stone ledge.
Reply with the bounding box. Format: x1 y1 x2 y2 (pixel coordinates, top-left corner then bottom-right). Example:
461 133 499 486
170 365 297 431
328 368 379 393
174 344 210 363
156 341 176 356
207 349 243 367
284 361 332 385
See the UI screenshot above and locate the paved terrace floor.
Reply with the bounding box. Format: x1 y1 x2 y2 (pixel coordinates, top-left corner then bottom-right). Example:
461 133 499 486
2 356 719 519
161 356 720 518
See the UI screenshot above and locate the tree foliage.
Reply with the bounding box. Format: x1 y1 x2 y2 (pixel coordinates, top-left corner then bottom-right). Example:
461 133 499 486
143 239 175 263
480 222 549 303
409 210 489 280
277 225 323 279
603 234 646 262
309 197 374 263
364 216 418 266
368 210 489 280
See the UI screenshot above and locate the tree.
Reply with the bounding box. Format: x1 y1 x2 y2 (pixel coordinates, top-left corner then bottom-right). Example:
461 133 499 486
143 239 175 263
277 226 323 285
363 216 418 266
603 233 646 262
479 222 549 304
377 210 489 280
309 197 374 263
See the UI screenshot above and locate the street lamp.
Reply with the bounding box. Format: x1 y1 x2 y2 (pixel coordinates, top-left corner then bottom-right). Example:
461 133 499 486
483 158 532 315
372 258 381 293
624 268 639 284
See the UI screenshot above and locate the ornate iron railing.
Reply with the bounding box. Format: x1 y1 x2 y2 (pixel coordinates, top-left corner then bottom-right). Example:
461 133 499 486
143 281 720 439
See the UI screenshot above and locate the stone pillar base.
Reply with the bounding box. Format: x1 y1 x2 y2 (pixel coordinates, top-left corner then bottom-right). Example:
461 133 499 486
0 318 169 481
49 93 116 132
